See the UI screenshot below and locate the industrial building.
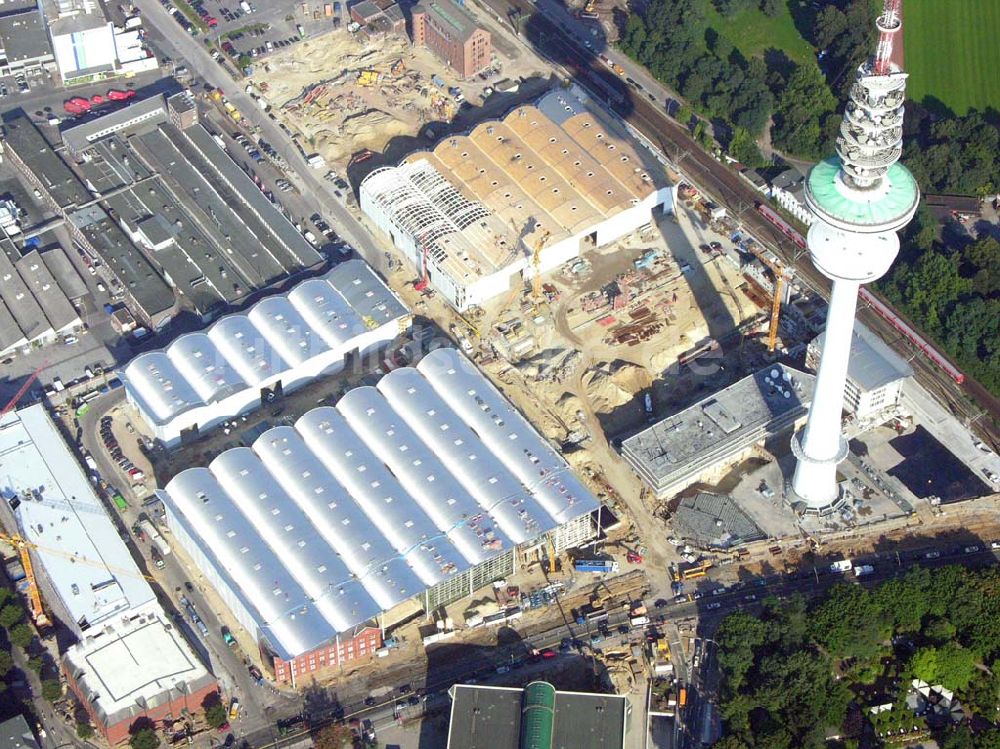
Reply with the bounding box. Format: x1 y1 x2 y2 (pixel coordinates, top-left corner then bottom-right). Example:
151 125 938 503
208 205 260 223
0 0 55 76
360 86 675 311
0 242 83 356
0 404 217 743
121 259 408 446
410 0 490 78
806 322 912 423
157 348 601 683
2 92 323 331
670 492 766 550
63 610 218 744
622 364 815 499
446 681 629 749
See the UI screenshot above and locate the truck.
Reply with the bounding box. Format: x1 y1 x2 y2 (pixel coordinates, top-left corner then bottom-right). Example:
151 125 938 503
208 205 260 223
830 559 853 573
239 0 252 12
107 89 136 101
678 687 687 707
84 455 98 473
431 74 445 88
854 564 875 577
574 559 620 574
139 520 172 557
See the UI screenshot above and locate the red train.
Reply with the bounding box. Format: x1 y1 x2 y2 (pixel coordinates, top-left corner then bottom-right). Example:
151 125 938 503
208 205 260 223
858 288 965 384
755 202 807 250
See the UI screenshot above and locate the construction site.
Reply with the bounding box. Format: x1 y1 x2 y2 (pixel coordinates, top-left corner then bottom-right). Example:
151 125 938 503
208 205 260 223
253 29 541 169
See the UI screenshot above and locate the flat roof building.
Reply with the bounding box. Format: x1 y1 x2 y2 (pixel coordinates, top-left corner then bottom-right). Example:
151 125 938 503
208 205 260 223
361 86 675 311
411 0 490 78
0 1 55 75
446 681 629 749
0 715 38 749
623 364 815 499
157 348 600 683
43 0 117 83
807 322 912 423
0 404 157 632
1 111 92 210
0 404 218 743
63 610 217 745
121 260 408 446
61 93 168 154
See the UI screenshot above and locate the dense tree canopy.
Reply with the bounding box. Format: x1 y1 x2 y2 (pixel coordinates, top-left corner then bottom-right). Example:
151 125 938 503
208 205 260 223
716 565 1000 748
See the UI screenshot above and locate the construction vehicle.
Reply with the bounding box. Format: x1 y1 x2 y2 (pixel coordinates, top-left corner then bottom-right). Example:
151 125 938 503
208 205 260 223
545 536 557 574
531 229 550 303
677 560 712 580
390 59 406 75
576 0 599 19
356 70 382 87
0 534 50 627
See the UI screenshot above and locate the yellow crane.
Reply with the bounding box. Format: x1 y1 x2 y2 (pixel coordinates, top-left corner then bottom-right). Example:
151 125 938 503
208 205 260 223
531 229 551 303
0 533 50 628
749 248 787 353
0 531 159 628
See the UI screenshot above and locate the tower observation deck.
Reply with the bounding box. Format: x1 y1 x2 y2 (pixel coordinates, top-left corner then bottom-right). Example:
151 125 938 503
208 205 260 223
790 0 920 513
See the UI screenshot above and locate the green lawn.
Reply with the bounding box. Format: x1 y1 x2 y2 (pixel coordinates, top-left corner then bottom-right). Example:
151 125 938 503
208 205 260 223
703 2 815 66
905 0 1000 114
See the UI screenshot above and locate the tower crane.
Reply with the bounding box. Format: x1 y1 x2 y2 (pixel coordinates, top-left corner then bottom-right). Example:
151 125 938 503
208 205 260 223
748 249 788 353
0 530 160 628
0 362 48 421
531 229 551 304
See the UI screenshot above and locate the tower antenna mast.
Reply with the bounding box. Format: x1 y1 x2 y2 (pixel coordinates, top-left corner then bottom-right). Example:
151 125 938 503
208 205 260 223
873 0 902 76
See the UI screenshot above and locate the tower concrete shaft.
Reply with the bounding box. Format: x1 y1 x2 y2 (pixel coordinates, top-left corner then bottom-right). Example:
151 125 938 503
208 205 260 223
790 0 919 513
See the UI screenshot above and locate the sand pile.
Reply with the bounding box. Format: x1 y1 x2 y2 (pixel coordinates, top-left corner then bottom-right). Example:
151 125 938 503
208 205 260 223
516 348 582 383
583 360 651 413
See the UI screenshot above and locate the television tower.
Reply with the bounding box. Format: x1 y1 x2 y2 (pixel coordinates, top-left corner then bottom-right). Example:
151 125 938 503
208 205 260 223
790 0 920 513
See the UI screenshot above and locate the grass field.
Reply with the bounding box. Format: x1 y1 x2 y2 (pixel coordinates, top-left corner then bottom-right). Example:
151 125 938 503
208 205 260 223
905 0 1000 114
704 3 815 66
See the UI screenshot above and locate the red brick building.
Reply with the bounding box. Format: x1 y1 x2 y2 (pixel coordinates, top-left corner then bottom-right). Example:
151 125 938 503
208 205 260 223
411 0 491 79
272 624 382 685
61 612 219 744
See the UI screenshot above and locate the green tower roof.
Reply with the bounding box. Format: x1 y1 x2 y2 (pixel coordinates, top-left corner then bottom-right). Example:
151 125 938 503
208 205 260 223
806 156 919 231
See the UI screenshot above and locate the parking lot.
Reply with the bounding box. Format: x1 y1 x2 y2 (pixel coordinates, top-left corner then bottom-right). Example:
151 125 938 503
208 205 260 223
162 0 341 73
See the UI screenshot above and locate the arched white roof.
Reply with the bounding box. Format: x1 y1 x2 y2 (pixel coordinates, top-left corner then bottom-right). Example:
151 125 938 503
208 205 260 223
378 368 554 543
124 351 204 421
210 449 380 632
418 348 595 524
165 467 314 656
167 332 246 403
159 349 600 659
121 261 407 429
208 314 285 387
253 425 424 609
296 408 466 586
288 279 366 349
247 296 326 368
337 387 505 565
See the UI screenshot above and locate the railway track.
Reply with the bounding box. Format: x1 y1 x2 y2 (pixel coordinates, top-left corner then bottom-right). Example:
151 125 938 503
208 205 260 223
513 8 999 442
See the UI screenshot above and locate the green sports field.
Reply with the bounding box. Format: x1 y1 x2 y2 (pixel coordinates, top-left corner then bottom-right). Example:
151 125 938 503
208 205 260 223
904 0 1000 114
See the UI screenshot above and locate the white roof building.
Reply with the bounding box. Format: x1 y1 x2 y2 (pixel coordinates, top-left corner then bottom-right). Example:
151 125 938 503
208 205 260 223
0 404 156 632
62 608 216 735
122 260 409 446
159 348 600 661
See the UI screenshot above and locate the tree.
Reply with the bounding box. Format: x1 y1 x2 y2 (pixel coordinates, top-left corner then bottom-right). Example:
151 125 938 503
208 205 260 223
729 127 765 167
312 724 354 749
770 62 837 158
203 701 228 730
8 623 33 649
923 617 957 644
28 656 45 675
0 649 12 677
0 603 24 629
76 723 95 740
760 0 781 16
910 643 978 692
41 679 63 702
129 727 160 749
963 667 1000 719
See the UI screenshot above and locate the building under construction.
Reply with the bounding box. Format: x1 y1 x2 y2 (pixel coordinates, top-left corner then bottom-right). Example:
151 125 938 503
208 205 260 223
360 85 676 311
